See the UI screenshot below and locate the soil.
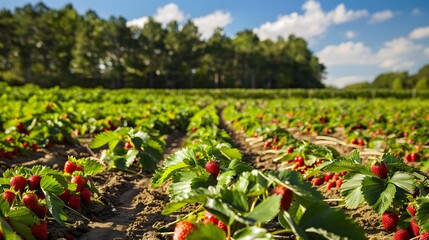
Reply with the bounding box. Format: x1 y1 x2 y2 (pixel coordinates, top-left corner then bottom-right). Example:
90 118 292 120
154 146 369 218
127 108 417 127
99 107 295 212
0 113 391 240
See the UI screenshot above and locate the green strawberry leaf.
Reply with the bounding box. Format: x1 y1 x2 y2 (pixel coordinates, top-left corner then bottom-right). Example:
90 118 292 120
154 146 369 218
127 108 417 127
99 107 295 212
390 172 414 193
151 162 188 188
9 221 36 240
416 197 429 232
7 207 35 225
77 158 104 176
246 194 281 223
220 189 249 213
40 175 64 194
0 216 21 240
220 148 242 160
279 210 309 240
232 226 274 240
162 190 209 215
187 223 227 240
299 202 366 240
361 176 395 214
89 130 121 150
341 173 365 209
41 176 68 225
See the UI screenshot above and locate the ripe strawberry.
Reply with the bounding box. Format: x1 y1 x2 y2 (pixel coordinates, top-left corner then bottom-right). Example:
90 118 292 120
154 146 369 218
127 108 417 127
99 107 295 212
382 211 399 232
411 153 421 162
350 138 358 145
357 138 365 146
205 161 220 177
23 192 39 210
336 179 343 188
294 156 304 167
80 189 91 205
71 175 86 191
286 146 294 153
28 175 42 191
324 172 333 182
173 221 196 240
263 140 271 148
272 185 293 211
407 204 416 216
420 232 429 240
411 217 420 236
34 204 48 218
326 181 336 190
64 161 77 174
124 141 133 149
405 154 413 162
3 190 16 206
394 228 412 240
312 178 323 186
370 161 389 179
203 211 219 225
68 195 81 210
57 189 71 202
75 164 84 172
10 176 27 192
217 221 227 233
31 222 48 240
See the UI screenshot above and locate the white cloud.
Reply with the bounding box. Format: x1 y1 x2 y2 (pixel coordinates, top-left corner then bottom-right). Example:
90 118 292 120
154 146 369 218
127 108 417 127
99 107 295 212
153 3 186 25
377 37 423 69
368 10 397 24
317 38 428 71
345 30 356 39
409 26 429 39
253 0 368 40
425 48 429 57
193 11 232 40
411 8 421 16
126 16 148 28
317 42 375 65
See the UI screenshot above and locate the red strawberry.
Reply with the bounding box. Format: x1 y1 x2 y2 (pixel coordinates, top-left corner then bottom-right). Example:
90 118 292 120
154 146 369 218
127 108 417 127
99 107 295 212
205 161 220 177
64 161 77 174
31 222 48 240
405 154 413 162
10 176 27 192
217 221 227 233
71 175 86 191
411 153 421 162
173 221 196 240
324 172 333 182
68 195 81 210
22 192 39 210
312 178 324 186
272 185 293 211
28 175 42 191
420 232 429 240
407 204 416 216
34 204 48 218
2 190 16 206
124 142 133 149
294 156 304 167
75 164 84 172
370 161 388 179
336 179 343 188
203 211 219 225
357 138 365 146
351 138 358 145
382 211 399 232
394 228 412 240
411 217 420 236
80 189 91 205
57 189 71 202
286 147 294 153
326 181 336 190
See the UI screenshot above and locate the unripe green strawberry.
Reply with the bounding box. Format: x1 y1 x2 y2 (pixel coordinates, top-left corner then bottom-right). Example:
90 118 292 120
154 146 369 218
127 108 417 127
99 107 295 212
173 221 196 240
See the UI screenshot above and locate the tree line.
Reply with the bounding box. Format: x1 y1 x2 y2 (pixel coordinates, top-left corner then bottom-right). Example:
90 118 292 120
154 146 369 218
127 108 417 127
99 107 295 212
0 3 325 89
344 64 429 90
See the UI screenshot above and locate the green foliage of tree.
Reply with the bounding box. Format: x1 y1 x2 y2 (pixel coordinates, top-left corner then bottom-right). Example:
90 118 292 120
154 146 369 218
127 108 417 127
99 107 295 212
0 3 325 89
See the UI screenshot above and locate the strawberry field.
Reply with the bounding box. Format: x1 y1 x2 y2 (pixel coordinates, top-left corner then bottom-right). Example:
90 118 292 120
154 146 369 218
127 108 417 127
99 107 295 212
1 85 429 240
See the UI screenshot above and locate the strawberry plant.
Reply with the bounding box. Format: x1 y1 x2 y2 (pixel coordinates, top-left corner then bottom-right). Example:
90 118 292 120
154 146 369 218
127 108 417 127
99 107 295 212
90 127 165 172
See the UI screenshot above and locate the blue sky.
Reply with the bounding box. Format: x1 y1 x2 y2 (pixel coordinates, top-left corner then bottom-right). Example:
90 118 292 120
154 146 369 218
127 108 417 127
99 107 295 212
2 0 429 88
